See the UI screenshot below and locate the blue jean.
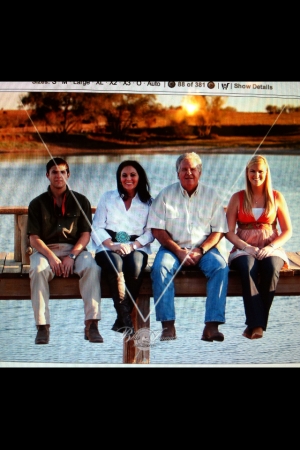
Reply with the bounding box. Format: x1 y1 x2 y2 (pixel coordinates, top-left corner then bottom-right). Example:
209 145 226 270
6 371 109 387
151 247 229 323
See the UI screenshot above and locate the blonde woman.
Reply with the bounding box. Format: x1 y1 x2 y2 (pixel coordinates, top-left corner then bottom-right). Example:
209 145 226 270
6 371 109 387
226 155 292 340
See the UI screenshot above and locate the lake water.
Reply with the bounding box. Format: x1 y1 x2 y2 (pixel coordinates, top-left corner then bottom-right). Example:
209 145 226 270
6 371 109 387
0 149 300 367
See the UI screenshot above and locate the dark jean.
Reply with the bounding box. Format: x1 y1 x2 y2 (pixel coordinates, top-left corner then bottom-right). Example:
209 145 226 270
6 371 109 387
230 255 284 330
95 250 148 314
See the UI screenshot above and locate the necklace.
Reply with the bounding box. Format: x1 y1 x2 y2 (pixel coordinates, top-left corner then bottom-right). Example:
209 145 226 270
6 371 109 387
253 194 264 204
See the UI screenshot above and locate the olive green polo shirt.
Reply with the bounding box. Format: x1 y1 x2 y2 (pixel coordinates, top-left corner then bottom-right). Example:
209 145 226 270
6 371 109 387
27 186 92 245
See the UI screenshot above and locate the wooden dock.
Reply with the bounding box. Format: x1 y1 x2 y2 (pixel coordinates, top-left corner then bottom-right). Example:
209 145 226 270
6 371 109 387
1 206 300 364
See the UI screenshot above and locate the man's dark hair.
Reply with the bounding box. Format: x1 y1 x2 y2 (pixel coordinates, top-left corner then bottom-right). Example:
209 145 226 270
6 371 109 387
116 160 151 204
46 157 70 174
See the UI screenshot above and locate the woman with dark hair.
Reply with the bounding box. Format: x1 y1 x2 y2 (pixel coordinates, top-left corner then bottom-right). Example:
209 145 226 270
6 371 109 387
91 160 154 337
226 155 292 340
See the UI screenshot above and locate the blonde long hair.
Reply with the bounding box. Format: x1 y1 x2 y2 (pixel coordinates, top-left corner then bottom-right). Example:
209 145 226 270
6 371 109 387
243 155 275 216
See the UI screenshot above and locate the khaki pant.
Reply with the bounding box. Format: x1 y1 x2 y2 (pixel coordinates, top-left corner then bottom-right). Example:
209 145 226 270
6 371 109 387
29 243 101 325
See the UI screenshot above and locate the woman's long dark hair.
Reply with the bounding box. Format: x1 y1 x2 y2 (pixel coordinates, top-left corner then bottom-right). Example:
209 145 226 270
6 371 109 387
116 160 152 204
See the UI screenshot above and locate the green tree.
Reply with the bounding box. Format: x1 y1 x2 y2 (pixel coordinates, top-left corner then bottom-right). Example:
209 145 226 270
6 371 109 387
20 92 163 138
92 93 162 138
266 105 282 114
20 92 96 135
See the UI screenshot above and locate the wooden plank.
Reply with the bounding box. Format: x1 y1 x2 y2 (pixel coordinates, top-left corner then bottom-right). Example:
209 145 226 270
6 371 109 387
274 277 300 295
0 273 113 299
1 266 299 300
1 251 300 300
287 251 300 268
279 268 297 276
0 277 31 298
0 207 28 214
48 276 82 298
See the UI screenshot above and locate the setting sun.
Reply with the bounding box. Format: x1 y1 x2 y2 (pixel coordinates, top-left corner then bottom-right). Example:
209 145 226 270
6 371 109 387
182 98 199 115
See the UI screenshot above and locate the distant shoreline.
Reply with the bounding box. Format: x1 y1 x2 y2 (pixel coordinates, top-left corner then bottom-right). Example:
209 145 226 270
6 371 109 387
1 135 300 157
1 109 300 157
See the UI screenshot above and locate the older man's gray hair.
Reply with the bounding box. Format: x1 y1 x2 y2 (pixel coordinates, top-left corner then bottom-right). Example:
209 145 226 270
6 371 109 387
175 152 202 173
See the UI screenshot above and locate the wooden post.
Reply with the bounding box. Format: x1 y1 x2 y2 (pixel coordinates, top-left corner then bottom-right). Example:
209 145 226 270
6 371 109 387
17 215 30 265
123 294 151 364
14 214 22 262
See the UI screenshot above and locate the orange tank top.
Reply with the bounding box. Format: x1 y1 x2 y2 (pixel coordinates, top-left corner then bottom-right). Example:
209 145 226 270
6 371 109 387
237 190 277 225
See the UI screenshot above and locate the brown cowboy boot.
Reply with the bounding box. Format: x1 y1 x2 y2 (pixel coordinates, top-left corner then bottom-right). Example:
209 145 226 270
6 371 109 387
84 320 104 343
35 324 50 344
160 320 176 341
201 322 224 342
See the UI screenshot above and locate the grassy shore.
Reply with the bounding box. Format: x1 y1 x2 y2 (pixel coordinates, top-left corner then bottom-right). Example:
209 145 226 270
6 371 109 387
2 110 300 156
1 133 300 157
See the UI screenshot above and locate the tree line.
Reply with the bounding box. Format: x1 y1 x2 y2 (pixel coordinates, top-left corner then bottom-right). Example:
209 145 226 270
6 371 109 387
19 93 225 140
3 92 295 141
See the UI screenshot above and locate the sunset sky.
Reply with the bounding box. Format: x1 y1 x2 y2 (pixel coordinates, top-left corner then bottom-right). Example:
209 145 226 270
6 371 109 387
156 94 300 113
0 90 299 113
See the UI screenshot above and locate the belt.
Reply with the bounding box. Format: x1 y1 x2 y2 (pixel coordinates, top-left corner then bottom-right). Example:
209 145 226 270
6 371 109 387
237 222 277 230
106 229 139 243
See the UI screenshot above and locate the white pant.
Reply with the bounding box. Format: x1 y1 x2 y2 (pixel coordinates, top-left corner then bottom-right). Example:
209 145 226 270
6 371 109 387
29 243 101 325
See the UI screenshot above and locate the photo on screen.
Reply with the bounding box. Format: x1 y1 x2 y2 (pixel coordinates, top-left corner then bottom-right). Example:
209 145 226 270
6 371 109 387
0 84 299 367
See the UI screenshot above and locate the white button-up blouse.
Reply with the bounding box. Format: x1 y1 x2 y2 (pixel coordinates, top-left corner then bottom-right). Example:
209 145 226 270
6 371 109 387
91 189 154 255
